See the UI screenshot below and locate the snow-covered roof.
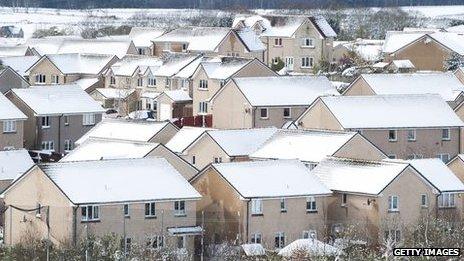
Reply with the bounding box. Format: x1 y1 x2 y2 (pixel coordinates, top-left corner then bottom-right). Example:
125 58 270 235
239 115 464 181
0 93 27 120
93 88 135 99
11 86 104 116
232 15 271 30
167 226 203 236
428 32 464 55
166 126 215 153
408 158 464 193
382 31 426 53
153 27 231 52
338 39 384 62
241 244 265 256
447 24 464 33
383 31 464 55
160 90 191 102
356 73 464 102
260 15 336 38
251 129 358 163
229 76 339 106
71 77 99 91
211 160 331 198
31 53 115 75
141 91 161 99
153 53 201 77
40 158 201 204
237 28 265 51
200 57 254 80
279 239 341 257
0 149 34 181
391 59 415 69
317 94 464 128
205 127 278 156
0 46 31 57
173 56 211 79
311 157 409 195
76 119 173 145
61 137 159 162
109 55 162 76
0 55 40 76
129 27 166 47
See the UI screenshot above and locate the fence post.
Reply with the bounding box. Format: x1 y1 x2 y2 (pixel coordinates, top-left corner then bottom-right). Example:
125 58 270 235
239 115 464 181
9 206 12 246
201 211 204 261
46 206 50 261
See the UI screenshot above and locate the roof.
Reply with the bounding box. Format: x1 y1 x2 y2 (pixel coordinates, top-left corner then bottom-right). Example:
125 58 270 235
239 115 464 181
447 24 464 33
0 93 27 120
260 15 336 38
153 27 231 52
383 31 464 55
30 53 115 75
11 86 104 116
173 56 211 79
109 55 162 76
93 88 135 99
311 157 409 195
407 158 464 193
232 15 271 30
210 160 331 198
279 239 341 257
230 76 338 106
391 59 415 69
71 77 99 91
40 158 201 204
60 137 159 162
200 57 253 80
152 53 201 77
206 127 278 156
241 244 266 256
166 126 215 153
160 90 191 102
428 32 464 55
129 27 166 47
317 94 464 129
356 73 464 101
75 119 173 145
251 129 358 163
0 46 30 57
236 28 265 51
0 149 34 181
0 55 40 76
382 31 426 53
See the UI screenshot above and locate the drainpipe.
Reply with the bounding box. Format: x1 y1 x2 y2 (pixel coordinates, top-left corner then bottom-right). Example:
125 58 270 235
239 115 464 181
72 206 78 246
435 194 439 218
58 115 62 155
245 200 249 244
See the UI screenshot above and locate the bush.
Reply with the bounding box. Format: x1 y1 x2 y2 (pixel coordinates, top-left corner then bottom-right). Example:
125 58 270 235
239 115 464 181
32 26 68 38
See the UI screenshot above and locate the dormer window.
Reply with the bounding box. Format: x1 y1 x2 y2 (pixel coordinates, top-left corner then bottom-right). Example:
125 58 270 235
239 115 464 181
302 38 314 47
110 76 116 85
182 43 188 52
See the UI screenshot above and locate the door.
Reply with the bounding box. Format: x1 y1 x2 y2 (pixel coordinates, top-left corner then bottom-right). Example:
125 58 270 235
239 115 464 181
285 57 294 71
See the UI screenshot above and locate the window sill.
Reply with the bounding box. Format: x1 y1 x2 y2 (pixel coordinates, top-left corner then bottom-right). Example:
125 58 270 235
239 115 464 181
273 45 283 48
260 117 269 120
388 140 397 142
301 46 315 49
83 124 96 127
388 210 399 213
174 214 187 217
306 210 318 214
407 140 416 142
251 213 263 217
145 216 157 219
301 67 313 69
442 139 451 141
198 88 208 91
438 206 456 209
41 126 50 129
81 220 101 223
283 116 292 119
124 215 130 219
280 210 287 213
2 131 17 134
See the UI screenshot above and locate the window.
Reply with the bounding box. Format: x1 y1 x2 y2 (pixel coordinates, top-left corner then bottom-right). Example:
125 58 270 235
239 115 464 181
182 43 188 51
388 195 399 212
138 48 145 55
35 74 46 84
177 236 186 249
199 79 208 90
174 201 186 216
437 153 450 163
214 157 222 163
407 154 423 160
110 76 116 85
81 205 99 221
384 230 401 242
41 116 50 128
145 202 156 217
388 130 397 141
260 108 268 119
302 230 317 239
421 194 428 208
442 128 450 141
438 193 455 208
305 163 317 170
280 198 286 212
147 235 164 249
301 57 314 68
192 156 196 165
388 154 396 159
41 141 54 151
306 196 317 212
251 233 262 244
220 80 227 87
251 199 263 215
64 116 69 126
3 120 16 133
64 139 72 151
148 77 156 86
274 38 282 46
165 78 171 87
407 129 416 141
302 37 314 47
198 102 208 114
124 237 131 253
283 108 291 118
51 75 59 84
124 204 130 217
137 78 143 87
341 194 347 206
274 232 285 249
82 114 96 126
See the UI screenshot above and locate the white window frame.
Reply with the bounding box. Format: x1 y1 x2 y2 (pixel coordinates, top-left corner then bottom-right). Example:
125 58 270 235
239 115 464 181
148 77 156 87
385 229 401 242
148 235 164 249
251 233 262 244
341 193 347 206
251 199 263 215
64 115 69 126
41 141 54 151
437 153 450 163
182 43 188 52
82 114 96 126
280 198 286 212
41 116 50 129
283 107 291 118
306 196 317 212
302 37 314 47
177 235 186 249
407 129 416 141
302 230 317 239
174 200 186 216
213 157 222 163
124 204 130 217
198 102 208 114
137 78 143 87
274 38 282 47
388 129 397 142
145 202 156 217
260 108 268 119
420 194 428 208
2 120 16 133
442 128 450 141
388 195 399 212
438 193 456 208
301 57 314 68
199 79 208 90
35 74 46 84
51 75 59 84
64 139 72 152
110 76 116 85
81 205 100 221
274 232 285 249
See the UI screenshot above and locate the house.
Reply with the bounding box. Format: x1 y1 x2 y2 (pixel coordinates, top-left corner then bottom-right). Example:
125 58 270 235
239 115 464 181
387 59 416 73
60 137 197 180
26 53 118 87
232 15 271 35
332 39 384 64
447 154 464 183
296 94 464 162
75 119 178 146
259 15 336 73
250 129 386 167
0 46 38 57
90 88 138 116
70 77 101 93
179 127 278 169
343 73 464 108
0 55 41 80
0 26 24 38
1 158 202 252
0 93 27 150
0 66 29 94
155 90 192 121
191 57 276 116
455 67 464 84
129 27 166 55
152 27 265 61
6 86 105 154
166 126 215 154
190 160 332 249
210 76 339 129
382 31 464 71
0 149 34 192
312 157 464 243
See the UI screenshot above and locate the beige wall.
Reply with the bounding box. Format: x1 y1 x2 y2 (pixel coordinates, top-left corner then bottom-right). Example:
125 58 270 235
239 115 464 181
149 123 178 145
333 134 386 161
253 106 307 128
448 156 464 183
0 120 24 149
183 133 230 169
297 99 344 131
343 76 376 96
455 68 464 85
6 92 37 150
28 58 65 85
148 145 198 180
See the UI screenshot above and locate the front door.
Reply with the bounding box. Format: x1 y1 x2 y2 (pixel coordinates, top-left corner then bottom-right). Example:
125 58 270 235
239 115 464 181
285 57 294 71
